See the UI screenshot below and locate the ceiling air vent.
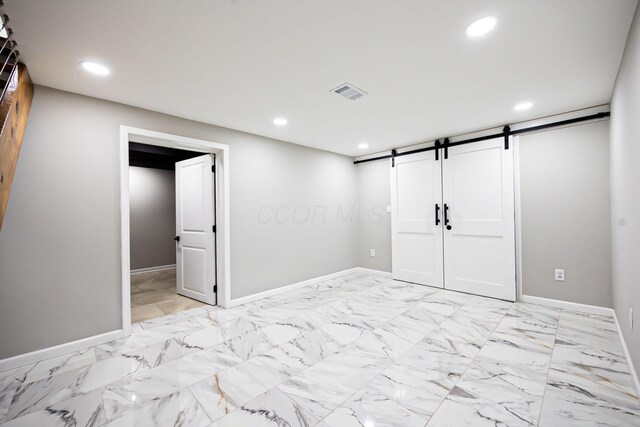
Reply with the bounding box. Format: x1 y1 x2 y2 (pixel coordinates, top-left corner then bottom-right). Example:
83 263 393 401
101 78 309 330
332 83 367 101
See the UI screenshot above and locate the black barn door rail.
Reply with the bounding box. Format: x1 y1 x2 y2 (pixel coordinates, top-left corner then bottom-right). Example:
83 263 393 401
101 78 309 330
354 111 610 165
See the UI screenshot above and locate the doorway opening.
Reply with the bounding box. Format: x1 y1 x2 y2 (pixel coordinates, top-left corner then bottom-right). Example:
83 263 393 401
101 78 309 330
128 142 208 323
120 126 231 335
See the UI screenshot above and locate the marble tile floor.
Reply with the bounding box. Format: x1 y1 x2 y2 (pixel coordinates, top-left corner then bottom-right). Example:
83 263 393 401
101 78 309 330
1 272 638 426
131 268 205 323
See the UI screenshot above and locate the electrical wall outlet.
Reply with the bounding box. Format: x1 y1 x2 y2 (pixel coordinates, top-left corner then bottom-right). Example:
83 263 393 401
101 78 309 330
554 269 565 281
370 249 376 257
630 308 634 330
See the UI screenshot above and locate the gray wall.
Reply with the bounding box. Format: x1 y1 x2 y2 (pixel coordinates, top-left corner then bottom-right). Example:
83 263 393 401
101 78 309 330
0 86 358 358
357 160 392 271
610 3 640 372
129 166 176 270
519 121 612 307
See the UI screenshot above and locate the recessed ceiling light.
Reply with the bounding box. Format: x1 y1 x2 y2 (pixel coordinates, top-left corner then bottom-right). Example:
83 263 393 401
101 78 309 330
465 16 498 38
80 61 110 76
273 117 288 126
514 102 533 111
358 142 369 149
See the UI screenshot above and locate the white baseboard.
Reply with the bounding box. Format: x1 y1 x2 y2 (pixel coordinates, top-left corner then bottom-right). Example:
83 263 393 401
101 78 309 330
613 310 640 397
226 266 393 308
131 264 176 275
520 294 614 317
227 267 362 308
0 329 126 373
356 267 393 278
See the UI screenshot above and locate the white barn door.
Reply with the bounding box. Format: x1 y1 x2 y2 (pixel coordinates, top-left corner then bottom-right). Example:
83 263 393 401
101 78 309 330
175 154 216 305
441 138 516 301
391 151 444 288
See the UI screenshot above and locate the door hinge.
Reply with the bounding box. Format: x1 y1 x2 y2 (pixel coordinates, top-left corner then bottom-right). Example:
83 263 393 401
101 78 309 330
213 284 217 293
211 164 215 173
212 225 216 233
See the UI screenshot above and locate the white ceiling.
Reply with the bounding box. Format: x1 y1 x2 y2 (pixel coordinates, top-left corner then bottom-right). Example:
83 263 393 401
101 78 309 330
6 0 637 157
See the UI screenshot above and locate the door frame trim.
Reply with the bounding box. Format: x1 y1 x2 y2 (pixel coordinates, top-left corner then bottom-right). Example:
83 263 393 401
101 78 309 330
513 135 524 301
119 126 231 336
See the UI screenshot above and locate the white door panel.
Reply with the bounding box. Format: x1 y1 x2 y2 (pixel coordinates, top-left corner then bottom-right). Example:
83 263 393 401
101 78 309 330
176 154 216 305
391 151 444 288
181 164 207 232
442 138 516 301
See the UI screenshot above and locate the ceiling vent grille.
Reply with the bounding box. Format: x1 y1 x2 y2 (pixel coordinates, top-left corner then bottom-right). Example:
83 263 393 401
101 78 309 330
332 83 367 101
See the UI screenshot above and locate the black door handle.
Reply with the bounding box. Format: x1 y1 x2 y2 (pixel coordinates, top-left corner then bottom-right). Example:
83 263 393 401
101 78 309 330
444 204 452 230
435 204 440 225
174 236 180 242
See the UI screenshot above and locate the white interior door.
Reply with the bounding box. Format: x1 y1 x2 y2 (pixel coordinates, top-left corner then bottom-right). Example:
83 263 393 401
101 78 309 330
175 154 216 305
391 151 444 288
442 138 516 301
